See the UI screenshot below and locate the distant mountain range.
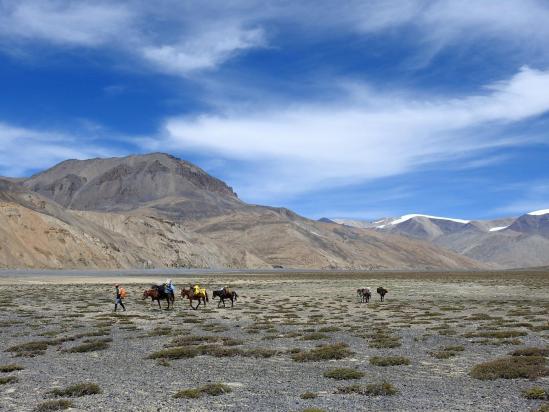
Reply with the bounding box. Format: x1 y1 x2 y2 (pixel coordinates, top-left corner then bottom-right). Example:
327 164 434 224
328 210 549 268
0 153 484 270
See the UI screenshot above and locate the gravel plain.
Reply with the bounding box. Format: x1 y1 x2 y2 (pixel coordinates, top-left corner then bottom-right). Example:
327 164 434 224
0 271 548 412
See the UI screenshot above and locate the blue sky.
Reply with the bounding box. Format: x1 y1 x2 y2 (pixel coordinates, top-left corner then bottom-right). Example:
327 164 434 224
1 0 548 220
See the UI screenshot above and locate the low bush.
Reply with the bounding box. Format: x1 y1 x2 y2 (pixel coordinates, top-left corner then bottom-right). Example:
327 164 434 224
470 356 548 380
369 356 410 366
48 383 101 397
323 368 364 380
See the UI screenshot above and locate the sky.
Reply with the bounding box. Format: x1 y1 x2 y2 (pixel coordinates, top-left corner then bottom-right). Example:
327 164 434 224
0 0 548 221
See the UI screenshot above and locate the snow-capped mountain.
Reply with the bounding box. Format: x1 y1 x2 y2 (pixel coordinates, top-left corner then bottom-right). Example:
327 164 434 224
326 210 549 268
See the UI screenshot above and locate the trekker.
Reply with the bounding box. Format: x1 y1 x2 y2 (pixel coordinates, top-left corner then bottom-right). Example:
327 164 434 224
114 284 126 312
165 279 175 295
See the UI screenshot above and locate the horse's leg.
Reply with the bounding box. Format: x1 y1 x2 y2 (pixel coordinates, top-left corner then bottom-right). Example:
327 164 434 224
230 297 234 307
157 298 161 309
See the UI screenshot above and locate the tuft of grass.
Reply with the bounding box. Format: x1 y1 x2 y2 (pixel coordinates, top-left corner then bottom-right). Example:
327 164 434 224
0 364 24 373
301 333 328 341
534 403 549 412
368 334 401 349
6 340 50 357
470 356 548 380
364 382 398 396
323 368 364 380
464 330 527 339
148 346 199 360
66 340 109 353
34 400 73 411
0 376 18 385
174 383 232 399
48 382 101 397
369 356 410 366
335 381 397 396
510 347 549 357
522 386 547 400
291 342 353 362
300 391 317 399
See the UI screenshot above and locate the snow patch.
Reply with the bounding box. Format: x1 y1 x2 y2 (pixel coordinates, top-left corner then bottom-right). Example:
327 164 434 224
528 209 549 216
489 226 508 232
388 214 470 226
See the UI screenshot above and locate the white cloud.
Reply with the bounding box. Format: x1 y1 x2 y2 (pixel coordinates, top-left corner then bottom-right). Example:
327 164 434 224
0 122 117 176
153 67 549 201
141 26 265 74
2 1 548 75
0 1 132 46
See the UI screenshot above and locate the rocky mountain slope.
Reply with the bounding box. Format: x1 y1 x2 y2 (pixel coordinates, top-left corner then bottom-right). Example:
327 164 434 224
332 212 549 268
0 153 485 270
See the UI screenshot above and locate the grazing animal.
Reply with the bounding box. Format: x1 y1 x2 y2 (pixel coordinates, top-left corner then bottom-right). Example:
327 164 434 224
357 287 371 303
213 289 238 307
143 286 174 309
181 287 209 310
377 287 388 302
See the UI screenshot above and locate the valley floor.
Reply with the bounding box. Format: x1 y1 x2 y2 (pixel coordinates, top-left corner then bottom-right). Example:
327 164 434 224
0 271 548 411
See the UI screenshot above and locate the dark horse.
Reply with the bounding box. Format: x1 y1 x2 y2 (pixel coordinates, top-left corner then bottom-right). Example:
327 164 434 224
181 288 209 310
377 287 388 302
357 287 371 303
143 286 174 309
213 289 238 307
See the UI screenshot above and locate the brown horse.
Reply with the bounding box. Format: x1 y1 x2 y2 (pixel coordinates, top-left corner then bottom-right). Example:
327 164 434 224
213 289 238 307
143 286 174 309
181 287 209 310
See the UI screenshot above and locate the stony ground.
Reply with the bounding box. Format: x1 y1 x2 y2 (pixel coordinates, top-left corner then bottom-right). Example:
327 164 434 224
0 271 548 412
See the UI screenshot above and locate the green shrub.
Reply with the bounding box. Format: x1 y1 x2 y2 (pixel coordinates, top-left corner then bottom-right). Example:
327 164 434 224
323 368 364 380
470 356 548 380
0 364 24 373
369 356 410 366
522 386 547 400
48 383 101 397
291 343 352 362
34 400 73 411
174 383 232 398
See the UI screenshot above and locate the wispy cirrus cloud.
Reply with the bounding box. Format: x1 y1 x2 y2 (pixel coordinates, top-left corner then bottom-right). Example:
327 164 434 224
0 122 118 176
148 66 549 201
1 1 549 75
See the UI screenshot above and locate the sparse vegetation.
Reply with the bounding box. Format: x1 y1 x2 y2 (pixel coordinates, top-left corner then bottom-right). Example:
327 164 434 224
291 343 353 362
0 376 18 384
522 387 547 400
336 381 397 396
48 382 101 397
470 356 548 380
0 364 24 373
300 391 317 399
370 356 410 366
34 400 73 411
174 383 232 398
323 368 364 380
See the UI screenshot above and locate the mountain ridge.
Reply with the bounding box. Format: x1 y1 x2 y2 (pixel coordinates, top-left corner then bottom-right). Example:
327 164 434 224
0 153 486 270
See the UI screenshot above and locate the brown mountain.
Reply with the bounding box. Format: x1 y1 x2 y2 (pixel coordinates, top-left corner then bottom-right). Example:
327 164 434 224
0 153 486 270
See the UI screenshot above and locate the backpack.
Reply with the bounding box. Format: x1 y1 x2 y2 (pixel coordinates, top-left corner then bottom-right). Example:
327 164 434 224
119 287 127 299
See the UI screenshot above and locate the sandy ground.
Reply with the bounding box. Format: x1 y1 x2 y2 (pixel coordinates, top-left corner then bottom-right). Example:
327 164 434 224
0 271 548 411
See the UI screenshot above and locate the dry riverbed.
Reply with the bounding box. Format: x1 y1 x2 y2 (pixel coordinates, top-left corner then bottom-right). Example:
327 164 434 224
0 271 548 411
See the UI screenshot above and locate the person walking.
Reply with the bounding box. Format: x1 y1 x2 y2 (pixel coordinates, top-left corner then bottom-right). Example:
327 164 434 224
114 284 126 312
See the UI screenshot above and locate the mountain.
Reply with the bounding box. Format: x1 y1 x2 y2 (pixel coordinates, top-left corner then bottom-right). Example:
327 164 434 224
0 153 485 270
23 153 242 220
332 212 549 268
